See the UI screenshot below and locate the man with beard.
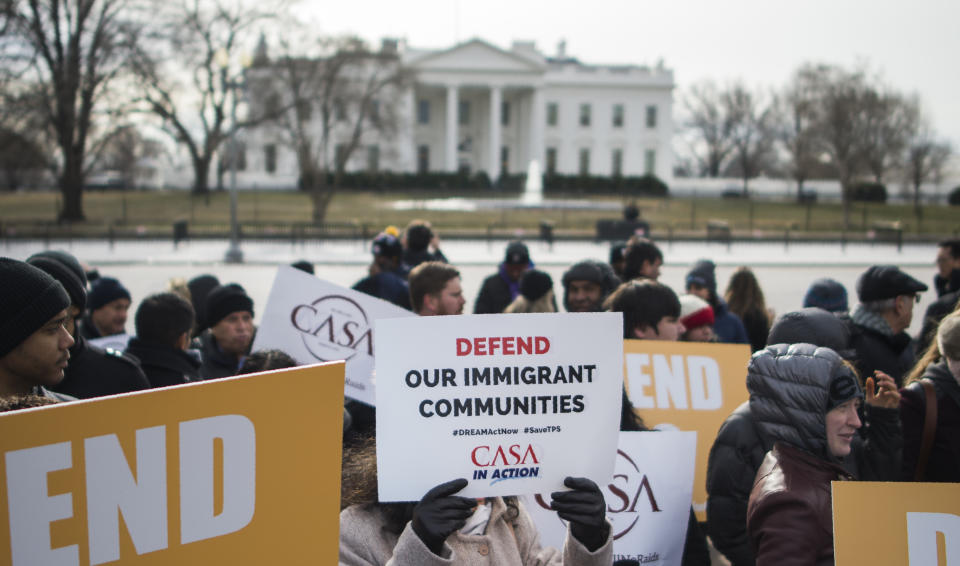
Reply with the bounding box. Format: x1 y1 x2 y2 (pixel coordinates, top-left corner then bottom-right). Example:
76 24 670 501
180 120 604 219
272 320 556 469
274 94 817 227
561 260 620 313
409 262 466 317
0 258 75 401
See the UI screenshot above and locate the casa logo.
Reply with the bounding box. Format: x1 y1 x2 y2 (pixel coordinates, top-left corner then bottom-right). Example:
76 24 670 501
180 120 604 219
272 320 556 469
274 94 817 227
470 444 542 485
290 295 373 362
534 449 660 540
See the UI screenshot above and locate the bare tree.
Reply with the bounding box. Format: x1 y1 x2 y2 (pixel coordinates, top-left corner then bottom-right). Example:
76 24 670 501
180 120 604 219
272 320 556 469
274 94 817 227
684 80 736 177
905 121 953 222
129 0 281 195
858 88 917 184
258 34 411 222
722 81 778 194
779 64 824 198
1 0 143 220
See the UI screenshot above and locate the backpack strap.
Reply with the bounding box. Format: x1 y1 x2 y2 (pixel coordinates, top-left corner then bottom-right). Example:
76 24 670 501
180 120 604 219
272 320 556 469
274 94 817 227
913 379 938 481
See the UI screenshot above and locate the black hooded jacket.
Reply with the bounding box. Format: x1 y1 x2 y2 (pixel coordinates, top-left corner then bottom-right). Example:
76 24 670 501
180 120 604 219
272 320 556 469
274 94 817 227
125 337 201 388
706 343 901 566
52 334 150 399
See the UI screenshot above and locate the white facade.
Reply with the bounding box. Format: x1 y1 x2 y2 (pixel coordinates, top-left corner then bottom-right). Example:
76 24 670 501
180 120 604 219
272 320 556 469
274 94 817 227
238 38 674 188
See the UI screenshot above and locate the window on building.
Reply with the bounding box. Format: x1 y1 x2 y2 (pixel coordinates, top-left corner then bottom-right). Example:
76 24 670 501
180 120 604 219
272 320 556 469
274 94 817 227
334 144 347 173
612 149 623 177
265 94 281 117
367 145 380 173
579 148 590 175
646 105 657 129
546 147 557 175
501 146 509 174
417 145 430 174
369 99 381 126
579 104 591 127
334 98 347 121
502 101 510 126
459 100 470 125
264 144 276 174
547 102 558 126
418 100 430 124
613 104 624 128
644 149 656 175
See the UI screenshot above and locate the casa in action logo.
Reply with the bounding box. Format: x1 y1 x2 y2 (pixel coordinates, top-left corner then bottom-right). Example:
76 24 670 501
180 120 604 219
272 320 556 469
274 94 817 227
470 443 541 484
290 295 373 362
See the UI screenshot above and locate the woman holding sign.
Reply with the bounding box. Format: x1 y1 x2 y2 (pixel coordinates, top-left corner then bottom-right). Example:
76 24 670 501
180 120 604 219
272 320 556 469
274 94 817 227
339 437 613 565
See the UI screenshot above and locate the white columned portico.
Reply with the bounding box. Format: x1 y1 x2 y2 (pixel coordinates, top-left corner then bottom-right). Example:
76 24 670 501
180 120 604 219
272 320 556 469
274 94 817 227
445 85 459 172
528 87 545 167
488 86 502 179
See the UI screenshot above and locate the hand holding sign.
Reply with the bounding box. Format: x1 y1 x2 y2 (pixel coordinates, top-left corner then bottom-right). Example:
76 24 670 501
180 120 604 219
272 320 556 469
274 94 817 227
411 478 477 555
551 477 610 552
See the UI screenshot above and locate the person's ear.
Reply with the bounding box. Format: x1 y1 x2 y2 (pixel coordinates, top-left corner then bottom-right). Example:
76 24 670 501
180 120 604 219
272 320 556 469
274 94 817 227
422 293 438 314
177 332 190 350
631 325 646 339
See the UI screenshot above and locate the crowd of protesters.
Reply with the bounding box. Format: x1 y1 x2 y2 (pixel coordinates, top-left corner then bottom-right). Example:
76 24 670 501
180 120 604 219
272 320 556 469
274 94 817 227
2 225 959 566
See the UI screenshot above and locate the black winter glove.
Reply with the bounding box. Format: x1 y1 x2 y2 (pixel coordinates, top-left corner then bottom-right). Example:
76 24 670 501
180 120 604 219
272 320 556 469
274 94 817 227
411 478 476 556
551 476 610 552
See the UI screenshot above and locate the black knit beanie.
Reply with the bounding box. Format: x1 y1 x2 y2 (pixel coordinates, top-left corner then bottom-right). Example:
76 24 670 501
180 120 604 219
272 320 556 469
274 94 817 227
686 259 717 294
205 284 254 327
0 258 71 358
27 250 89 311
88 277 131 311
520 269 553 302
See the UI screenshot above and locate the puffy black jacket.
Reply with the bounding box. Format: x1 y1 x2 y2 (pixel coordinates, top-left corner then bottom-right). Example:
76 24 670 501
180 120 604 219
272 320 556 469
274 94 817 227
706 344 902 565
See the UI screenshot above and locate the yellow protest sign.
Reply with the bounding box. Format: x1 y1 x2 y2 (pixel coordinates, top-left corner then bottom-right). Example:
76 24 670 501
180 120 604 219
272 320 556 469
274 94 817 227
833 481 960 566
0 362 345 566
622 340 751 521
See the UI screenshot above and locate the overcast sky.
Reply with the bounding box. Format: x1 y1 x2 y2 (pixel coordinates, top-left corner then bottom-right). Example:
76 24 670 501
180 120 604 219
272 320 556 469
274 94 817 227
292 0 960 149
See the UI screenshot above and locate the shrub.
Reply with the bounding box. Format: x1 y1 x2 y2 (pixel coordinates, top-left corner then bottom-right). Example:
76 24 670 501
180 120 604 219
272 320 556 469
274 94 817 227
949 186 960 206
850 182 887 203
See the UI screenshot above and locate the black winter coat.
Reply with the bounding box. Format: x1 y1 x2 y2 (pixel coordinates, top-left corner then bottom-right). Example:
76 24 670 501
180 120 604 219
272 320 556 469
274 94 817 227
918 290 960 352
473 268 516 314
125 337 201 388
198 332 244 379
850 324 915 387
900 361 960 481
705 400 902 566
52 334 150 399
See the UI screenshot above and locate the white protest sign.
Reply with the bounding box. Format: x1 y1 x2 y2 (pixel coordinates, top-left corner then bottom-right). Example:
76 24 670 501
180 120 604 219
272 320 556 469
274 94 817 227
375 312 623 501
523 431 696 566
251 265 414 405
88 333 132 352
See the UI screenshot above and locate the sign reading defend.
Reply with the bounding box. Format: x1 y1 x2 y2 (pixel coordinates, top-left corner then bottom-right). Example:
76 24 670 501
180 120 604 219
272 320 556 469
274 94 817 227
375 312 624 501
833 481 960 565
251 265 415 405
0 362 345 566
622 340 751 521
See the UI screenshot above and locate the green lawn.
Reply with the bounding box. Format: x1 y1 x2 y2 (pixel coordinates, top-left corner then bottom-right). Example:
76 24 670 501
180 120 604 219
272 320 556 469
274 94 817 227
0 189 957 239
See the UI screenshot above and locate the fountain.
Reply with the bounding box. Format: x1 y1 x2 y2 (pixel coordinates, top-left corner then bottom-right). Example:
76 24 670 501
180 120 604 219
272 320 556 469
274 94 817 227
521 160 543 206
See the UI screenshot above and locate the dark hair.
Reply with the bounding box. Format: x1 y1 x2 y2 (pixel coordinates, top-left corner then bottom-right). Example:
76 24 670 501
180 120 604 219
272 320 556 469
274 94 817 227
135 292 195 348
622 236 663 281
939 239 960 260
239 349 298 374
404 220 434 252
724 266 768 319
408 261 460 313
603 280 680 338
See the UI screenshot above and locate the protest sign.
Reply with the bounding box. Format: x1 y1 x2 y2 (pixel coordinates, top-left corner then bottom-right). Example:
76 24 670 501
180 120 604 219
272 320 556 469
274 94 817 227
0 362 345 566
251 265 414 405
523 431 696 566
375 312 624 501
622 340 750 520
88 333 132 352
833 481 960 565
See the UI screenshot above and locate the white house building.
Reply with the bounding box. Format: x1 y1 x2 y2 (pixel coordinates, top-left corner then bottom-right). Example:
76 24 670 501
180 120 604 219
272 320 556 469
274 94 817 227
237 38 675 188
